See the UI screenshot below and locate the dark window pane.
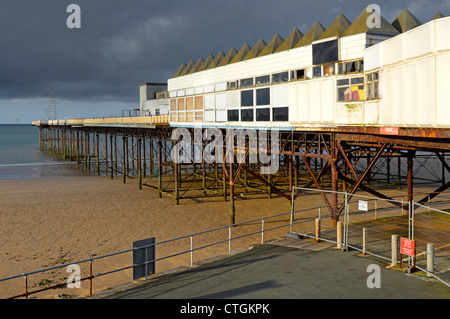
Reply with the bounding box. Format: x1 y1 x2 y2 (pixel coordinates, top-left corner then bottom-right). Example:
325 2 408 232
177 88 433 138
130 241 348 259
272 72 289 83
228 109 239 121
256 108 270 121
337 79 349 86
351 77 364 84
256 75 270 86
241 109 254 122
273 107 289 121
313 66 322 78
241 90 253 107
256 88 270 106
312 39 338 64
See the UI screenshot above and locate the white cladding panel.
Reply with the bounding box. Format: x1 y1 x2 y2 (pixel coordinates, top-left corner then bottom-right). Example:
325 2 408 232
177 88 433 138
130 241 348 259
364 44 382 71
339 33 366 61
204 94 215 110
215 93 226 109
381 36 403 66
204 110 215 122
227 91 240 108
321 78 334 123
272 85 289 106
436 18 450 52
436 53 450 126
216 110 227 122
403 23 434 60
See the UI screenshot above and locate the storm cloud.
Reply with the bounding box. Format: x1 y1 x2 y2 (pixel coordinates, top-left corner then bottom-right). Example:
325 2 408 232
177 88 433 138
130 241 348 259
0 0 448 123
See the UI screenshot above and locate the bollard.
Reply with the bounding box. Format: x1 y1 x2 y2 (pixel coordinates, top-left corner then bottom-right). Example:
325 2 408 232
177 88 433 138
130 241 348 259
362 227 367 255
391 235 398 266
427 243 434 276
337 221 342 249
315 218 320 243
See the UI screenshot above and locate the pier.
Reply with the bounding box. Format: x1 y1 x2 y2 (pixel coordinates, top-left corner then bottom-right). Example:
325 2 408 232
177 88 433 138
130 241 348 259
32 118 450 226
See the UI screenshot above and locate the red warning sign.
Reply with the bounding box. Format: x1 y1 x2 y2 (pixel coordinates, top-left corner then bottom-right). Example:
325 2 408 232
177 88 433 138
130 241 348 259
400 238 416 256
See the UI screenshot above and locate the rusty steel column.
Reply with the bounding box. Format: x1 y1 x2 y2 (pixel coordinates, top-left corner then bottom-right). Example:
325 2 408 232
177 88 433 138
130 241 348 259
407 151 415 206
331 159 338 227
110 135 114 179
122 136 126 184
230 162 235 225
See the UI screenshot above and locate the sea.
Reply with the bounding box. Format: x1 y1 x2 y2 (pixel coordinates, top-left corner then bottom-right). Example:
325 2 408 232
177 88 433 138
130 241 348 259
0 124 82 179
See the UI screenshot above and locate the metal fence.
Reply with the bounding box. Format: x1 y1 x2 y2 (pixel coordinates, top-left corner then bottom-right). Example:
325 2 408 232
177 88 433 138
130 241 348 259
291 187 450 288
1 188 449 298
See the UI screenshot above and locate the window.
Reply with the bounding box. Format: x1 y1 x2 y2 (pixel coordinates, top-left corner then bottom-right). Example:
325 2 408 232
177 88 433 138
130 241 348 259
228 81 238 90
291 69 307 80
323 63 335 76
337 77 365 102
228 110 239 121
256 108 270 121
366 72 379 100
338 60 364 74
256 75 270 86
313 39 338 65
241 109 254 122
241 90 253 107
272 71 289 84
313 66 322 78
240 78 253 88
273 107 289 121
256 88 270 106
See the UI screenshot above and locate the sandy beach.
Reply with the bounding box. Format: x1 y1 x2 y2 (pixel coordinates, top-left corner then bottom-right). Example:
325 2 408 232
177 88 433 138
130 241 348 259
0 174 298 298
0 172 446 299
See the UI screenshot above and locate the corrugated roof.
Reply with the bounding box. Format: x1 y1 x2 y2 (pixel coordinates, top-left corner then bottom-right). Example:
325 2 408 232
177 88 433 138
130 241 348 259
258 34 284 57
343 6 400 36
187 57 204 74
275 27 303 53
392 8 422 32
319 13 352 39
294 21 326 47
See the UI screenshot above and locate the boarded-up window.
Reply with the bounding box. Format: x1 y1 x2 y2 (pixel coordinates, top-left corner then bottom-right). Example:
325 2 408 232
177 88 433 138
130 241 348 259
186 97 194 110
195 96 204 110
170 99 177 112
178 98 185 111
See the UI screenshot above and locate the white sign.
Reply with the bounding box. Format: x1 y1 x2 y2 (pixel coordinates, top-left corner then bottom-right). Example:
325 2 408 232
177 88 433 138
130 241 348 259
358 200 368 211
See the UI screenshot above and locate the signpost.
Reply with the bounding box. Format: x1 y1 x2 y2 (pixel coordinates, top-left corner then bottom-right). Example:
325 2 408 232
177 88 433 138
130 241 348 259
399 237 416 271
133 237 155 280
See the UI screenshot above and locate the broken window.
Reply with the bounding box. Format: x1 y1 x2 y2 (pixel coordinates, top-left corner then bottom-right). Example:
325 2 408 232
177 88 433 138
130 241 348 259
366 72 379 100
240 78 254 88
291 69 307 80
338 59 364 74
323 63 335 76
337 77 364 102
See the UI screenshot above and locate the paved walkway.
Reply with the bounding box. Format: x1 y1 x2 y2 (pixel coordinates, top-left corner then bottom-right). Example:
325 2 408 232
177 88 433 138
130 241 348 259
103 237 449 300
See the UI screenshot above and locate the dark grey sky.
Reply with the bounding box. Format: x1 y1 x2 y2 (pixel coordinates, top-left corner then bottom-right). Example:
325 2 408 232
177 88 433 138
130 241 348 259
0 0 448 123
